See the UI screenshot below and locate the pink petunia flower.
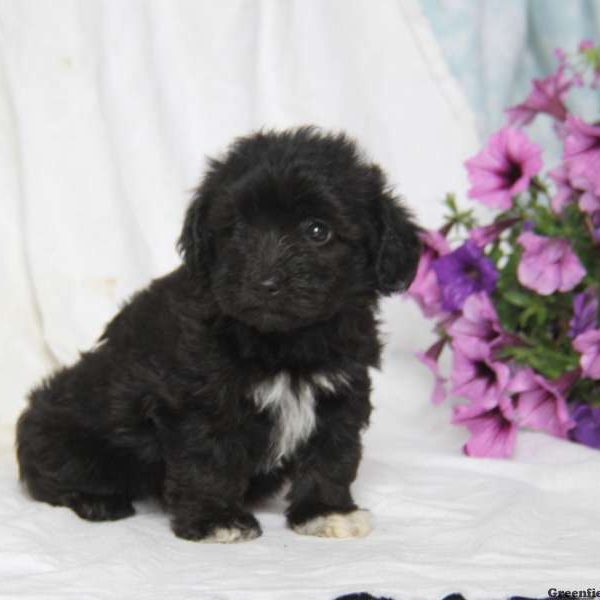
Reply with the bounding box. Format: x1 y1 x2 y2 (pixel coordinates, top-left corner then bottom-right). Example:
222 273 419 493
517 232 586 295
549 164 578 213
469 218 520 247
451 339 511 405
573 329 600 379
416 338 448 405
466 128 543 210
447 292 507 358
506 66 572 126
576 176 600 214
554 48 568 65
407 230 450 317
549 162 600 216
577 180 600 242
507 368 575 438
452 396 517 458
563 117 600 196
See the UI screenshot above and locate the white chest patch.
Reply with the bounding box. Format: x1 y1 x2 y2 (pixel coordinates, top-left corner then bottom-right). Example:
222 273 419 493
252 371 349 470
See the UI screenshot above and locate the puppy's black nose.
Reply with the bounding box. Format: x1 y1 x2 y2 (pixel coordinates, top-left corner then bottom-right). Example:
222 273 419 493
260 277 280 296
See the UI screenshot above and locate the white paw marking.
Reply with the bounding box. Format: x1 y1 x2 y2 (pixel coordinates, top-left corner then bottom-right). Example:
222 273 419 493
200 526 260 544
293 509 373 539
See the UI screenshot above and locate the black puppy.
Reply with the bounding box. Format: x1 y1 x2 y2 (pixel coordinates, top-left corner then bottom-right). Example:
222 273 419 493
16 128 420 542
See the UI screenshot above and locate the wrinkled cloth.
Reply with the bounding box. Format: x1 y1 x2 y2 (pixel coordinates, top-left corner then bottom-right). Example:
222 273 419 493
0 0 477 427
1 359 600 599
1 2 599 599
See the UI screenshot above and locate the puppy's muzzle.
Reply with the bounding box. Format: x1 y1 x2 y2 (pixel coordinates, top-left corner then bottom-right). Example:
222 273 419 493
245 232 290 299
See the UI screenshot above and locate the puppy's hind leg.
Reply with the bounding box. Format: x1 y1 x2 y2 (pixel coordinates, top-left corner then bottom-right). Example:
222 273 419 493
16 406 136 522
61 492 135 522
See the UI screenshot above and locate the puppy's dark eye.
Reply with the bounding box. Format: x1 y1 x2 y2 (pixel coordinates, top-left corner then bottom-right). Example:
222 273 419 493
301 219 332 245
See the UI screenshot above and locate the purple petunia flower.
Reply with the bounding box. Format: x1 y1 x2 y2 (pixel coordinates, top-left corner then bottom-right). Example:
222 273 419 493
416 338 447 405
432 241 499 312
407 230 450 317
522 220 536 232
569 290 599 338
506 66 572 126
569 404 600 449
465 128 543 210
452 396 517 458
563 117 600 197
517 232 586 295
507 368 575 438
590 211 600 243
573 329 600 379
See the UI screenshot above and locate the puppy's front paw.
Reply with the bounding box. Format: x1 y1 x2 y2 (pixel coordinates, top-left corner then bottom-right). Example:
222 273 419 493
172 511 262 543
199 524 261 543
292 509 372 539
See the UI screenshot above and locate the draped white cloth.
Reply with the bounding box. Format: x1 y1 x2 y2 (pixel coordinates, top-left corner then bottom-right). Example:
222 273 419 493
1 2 598 598
0 0 478 426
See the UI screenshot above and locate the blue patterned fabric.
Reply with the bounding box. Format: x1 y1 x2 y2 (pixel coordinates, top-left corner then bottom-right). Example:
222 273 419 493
420 0 600 140
333 594 551 600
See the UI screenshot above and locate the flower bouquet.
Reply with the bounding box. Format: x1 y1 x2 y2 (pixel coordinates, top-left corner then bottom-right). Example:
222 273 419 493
408 41 600 458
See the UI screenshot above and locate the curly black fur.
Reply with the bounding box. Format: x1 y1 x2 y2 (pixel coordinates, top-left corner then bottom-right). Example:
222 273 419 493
16 127 421 541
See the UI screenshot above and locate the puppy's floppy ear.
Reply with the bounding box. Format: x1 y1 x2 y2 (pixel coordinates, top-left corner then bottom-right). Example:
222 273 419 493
369 169 422 295
177 186 212 274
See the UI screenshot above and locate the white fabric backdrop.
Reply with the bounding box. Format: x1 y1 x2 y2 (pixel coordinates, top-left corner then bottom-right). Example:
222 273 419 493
1 2 599 599
0 0 478 426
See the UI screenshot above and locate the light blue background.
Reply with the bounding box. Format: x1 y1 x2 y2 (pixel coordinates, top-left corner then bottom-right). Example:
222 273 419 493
421 0 600 149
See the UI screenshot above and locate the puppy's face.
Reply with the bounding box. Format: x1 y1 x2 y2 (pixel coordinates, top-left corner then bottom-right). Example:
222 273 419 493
205 169 371 332
180 129 421 332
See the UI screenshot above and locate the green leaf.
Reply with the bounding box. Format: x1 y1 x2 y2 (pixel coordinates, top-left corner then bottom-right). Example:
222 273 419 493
499 344 579 379
503 290 532 308
518 305 541 328
582 46 600 70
